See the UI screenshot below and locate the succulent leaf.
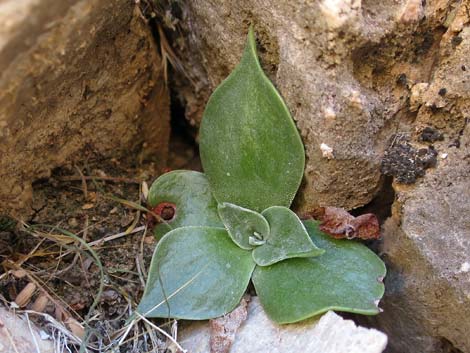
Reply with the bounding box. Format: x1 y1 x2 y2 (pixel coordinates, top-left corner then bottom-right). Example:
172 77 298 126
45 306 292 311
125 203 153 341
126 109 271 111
218 202 270 250
199 27 305 212
147 171 223 239
252 206 324 266
137 226 255 320
252 220 386 323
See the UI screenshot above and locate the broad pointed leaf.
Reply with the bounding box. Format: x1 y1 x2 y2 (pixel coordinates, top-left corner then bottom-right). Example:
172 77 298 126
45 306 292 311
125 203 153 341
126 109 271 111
147 170 223 239
252 206 324 266
137 226 255 320
252 220 386 323
218 202 270 250
199 27 305 212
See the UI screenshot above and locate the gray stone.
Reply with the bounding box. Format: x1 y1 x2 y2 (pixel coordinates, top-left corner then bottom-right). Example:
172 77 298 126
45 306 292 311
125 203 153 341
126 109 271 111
178 297 387 353
371 123 470 353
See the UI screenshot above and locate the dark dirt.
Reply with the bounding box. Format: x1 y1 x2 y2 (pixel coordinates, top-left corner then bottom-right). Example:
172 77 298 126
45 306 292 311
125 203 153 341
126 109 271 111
381 135 438 184
0 133 198 352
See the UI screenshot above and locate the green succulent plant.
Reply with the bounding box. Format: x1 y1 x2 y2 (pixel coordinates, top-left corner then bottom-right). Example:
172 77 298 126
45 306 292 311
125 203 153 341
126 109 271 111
136 27 386 324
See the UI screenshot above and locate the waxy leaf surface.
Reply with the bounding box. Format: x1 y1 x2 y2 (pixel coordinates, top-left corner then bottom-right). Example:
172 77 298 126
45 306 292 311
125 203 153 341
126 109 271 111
252 206 324 266
252 220 386 323
137 226 255 320
147 171 223 239
199 28 305 212
218 202 270 250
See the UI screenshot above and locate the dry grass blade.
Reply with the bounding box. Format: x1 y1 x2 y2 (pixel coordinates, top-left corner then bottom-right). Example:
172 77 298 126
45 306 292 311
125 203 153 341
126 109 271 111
157 25 186 84
74 165 89 200
24 312 42 353
134 311 187 353
58 175 142 184
87 226 146 247
20 310 87 348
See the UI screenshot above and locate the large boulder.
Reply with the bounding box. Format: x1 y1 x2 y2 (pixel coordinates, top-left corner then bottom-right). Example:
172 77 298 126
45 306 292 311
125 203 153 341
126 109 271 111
0 0 170 215
374 125 470 353
172 0 467 211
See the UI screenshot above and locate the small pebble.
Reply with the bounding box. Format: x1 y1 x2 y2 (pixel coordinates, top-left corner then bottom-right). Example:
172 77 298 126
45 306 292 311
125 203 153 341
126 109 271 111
68 218 79 227
320 143 334 159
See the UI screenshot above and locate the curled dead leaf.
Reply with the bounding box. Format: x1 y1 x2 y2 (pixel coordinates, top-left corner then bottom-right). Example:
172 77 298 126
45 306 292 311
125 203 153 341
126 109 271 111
311 207 380 240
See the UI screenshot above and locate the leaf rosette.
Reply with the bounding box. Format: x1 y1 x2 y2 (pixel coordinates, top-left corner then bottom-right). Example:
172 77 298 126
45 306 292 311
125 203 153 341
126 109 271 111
136 27 386 323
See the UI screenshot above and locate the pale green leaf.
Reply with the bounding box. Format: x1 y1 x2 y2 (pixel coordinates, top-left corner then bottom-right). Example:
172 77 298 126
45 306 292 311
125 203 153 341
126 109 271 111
199 27 305 212
147 170 223 239
217 202 270 250
252 206 324 266
137 226 255 320
252 220 386 323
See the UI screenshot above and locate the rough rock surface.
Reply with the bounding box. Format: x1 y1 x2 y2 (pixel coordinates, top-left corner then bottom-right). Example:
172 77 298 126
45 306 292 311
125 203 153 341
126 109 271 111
0 306 54 353
179 297 388 353
0 0 170 215
168 1 470 352
371 123 470 353
172 0 468 212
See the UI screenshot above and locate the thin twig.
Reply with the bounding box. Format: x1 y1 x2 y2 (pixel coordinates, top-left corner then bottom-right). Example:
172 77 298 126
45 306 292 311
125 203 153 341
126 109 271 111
87 226 146 247
134 312 187 353
24 312 41 353
58 175 142 184
74 165 88 200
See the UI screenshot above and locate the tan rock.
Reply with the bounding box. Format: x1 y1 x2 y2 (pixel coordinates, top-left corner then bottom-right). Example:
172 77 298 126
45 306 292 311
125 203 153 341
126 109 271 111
0 0 170 215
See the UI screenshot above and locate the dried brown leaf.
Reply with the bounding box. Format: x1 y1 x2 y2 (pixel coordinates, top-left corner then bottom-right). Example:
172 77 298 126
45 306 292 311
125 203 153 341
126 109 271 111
65 317 85 339
11 269 27 279
31 294 49 312
209 296 250 353
14 282 36 307
316 207 380 240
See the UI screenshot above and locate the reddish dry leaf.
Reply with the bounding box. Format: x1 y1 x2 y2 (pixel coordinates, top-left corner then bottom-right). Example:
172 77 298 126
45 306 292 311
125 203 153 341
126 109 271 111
209 296 250 353
313 207 380 240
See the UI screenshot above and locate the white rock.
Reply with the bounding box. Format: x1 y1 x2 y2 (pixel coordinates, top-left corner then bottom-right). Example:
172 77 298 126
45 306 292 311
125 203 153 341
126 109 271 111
319 0 361 29
459 262 470 273
0 306 54 353
320 143 335 159
178 297 387 353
